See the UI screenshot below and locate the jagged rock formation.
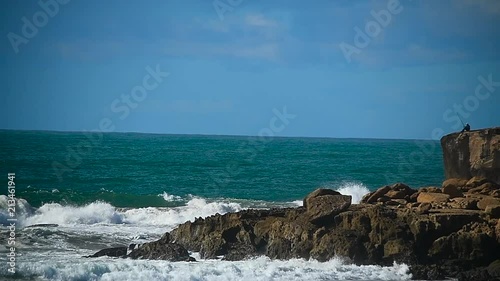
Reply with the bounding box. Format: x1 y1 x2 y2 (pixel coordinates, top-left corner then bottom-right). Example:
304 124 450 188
441 127 500 184
91 181 500 280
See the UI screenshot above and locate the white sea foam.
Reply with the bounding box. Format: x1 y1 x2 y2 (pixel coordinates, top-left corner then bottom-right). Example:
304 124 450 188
158 192 182 202
335 182 371 204
0 195 34 225
5 255 411 281
15 196 241 230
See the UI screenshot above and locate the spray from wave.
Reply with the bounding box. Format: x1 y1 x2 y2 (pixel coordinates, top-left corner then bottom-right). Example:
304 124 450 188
335 182 370 204
1 194 242 230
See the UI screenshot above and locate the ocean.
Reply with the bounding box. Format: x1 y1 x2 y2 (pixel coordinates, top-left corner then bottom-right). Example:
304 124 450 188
0 130 444 281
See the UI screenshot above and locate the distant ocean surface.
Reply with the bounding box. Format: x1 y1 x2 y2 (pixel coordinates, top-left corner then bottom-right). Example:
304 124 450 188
0 130 444 281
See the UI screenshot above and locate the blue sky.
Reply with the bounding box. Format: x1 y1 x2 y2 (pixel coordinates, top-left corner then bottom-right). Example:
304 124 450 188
1 0 499 139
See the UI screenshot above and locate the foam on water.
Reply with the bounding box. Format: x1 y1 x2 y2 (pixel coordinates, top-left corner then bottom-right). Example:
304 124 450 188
5 255 411 281
158 192 183 202
335 182 371 204
1 195 242 231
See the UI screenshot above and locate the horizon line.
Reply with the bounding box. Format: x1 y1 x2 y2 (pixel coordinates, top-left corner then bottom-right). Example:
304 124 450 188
0 128 442 142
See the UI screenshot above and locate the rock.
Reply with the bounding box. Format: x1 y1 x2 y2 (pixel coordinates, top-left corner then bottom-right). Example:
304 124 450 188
417 192 450 203
448 197 479 210
362 183 416 204
419 187 442 193
362 186 390 203
485 205 500 218
442 184 464 199
306 194 351 225
128 185 500 279
303 189 341 208
386 199 407 206
125 232 192 261
470 183 499 195
128 242 191 261
443 178 468 189
488 260 500 278
385 190 406 199
477 197 500 210
466 177 491 188
491 189 500 198
87 246 127 258
417 202 432 214
441 127 500 185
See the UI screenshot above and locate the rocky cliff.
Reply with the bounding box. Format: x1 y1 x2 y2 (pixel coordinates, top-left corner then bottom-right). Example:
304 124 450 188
441 127 500 184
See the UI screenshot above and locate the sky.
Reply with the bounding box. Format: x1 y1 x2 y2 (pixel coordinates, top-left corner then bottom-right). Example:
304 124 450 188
1 0 499 139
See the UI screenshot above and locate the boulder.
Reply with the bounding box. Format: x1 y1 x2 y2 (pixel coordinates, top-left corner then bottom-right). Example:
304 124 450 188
419 187 442 193
385 190 406 199
448 198 479 210
303 188 341 208
477 197 500 210
485 205 500 218
466 177 490 188
441 128 500 185
128 241 191 261
488 260 500 278
443 178 468 189
306 194 351 225
417 192 450 203
442 184 463 199
362 186 390 203
362 183 416 204
127 233 192 261
469 183 499 195
87 246 127 258
416 202 432 214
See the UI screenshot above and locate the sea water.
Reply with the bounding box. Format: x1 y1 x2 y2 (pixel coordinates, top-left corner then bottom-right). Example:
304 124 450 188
0 130 444 280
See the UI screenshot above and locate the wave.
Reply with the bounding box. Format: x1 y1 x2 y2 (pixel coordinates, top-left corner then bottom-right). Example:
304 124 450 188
158 192 183 202
0 195 242 230
334 182 370 204
3 255 411 281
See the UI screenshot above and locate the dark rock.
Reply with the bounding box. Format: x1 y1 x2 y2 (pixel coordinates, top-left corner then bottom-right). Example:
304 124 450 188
306 194 351 225
303 188 341 209
485 205 500 218
488 260 500 278
442 184 464 199
128 242 191 261
25 223 59 228
87 246 127 258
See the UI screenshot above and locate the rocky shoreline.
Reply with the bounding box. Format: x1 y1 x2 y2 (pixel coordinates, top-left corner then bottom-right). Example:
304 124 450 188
90 128 500 281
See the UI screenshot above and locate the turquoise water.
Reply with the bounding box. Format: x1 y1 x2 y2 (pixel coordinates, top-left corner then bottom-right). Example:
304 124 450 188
0 130 444 207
